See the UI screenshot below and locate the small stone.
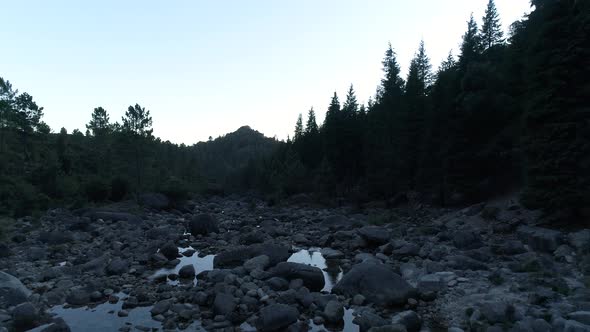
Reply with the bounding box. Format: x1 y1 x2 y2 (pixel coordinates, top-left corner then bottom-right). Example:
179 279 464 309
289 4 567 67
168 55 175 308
353 294 366 305
118 310 129 317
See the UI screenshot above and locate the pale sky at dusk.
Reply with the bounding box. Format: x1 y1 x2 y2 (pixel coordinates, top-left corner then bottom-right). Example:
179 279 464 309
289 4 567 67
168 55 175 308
2 0 531 144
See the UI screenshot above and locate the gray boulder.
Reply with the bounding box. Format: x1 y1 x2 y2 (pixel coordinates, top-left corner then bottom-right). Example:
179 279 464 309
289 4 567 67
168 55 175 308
0 272 31 307
150 300 171 316
517 226 562 253
323 300 344 324
159 243 179 260
106 258 129 275
391 311 421 332
178 265 196 279
257 304 299 332
358 226 390 245
188 213 219 236
214 243 289 268
12 302 39 330
268 262 325 292
66 289 90 306
244 255 270 272
333 262 415 306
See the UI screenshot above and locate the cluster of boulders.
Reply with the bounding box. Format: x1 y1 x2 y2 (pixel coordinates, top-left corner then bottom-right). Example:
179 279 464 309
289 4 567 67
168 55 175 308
0 196 589 332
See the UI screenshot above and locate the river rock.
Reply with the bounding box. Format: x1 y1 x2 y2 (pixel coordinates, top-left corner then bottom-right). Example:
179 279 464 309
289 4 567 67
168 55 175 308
11 302 40 329
0 272 31 307
178 265 196 279
517 226 562 253
213 293 236 316
268 262 325 292
159 242 179 260
333 262 415 306
244 255 270 272
391 311 421 332
214 243 289 268
358 226 390 245
323 300 344 323
188 213 219 236
106 258 129 275
257 304 299 332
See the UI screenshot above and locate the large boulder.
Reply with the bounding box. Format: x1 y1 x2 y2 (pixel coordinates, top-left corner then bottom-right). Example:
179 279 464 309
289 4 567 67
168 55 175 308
0 272 31 307
178 265 196 279
517 226 562 253
358 226 390 245
11 302 40 330
323 300 344 324
268 262 325 292
159 243 179 260
214 243 289 268
105 258 129 275
332 262 415 307
188 213 219 236
257 304 299 332
139 193 170 210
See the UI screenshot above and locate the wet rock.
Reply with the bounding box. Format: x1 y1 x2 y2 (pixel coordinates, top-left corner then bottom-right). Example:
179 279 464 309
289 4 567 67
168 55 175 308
268 262 325 292
160 242 179 260
214 243 289 268
257 304 299 332
244 255 270 272
353 294 366 305
0 272 31 307
358 226 390 245
368 324 408 332
12 302 39 329
66 289 90 306
150 300 171 316
333 262 415 306
213 293 236 316
240 231 265 245
178 265 196 279
393 243 421 257
266 277 289 291
320 248 345 259
106 258 129 275
323 300 344 324
353 311 389 331
188 213 219 236
391 311 421 332
517 226 562 253
417 274 444 293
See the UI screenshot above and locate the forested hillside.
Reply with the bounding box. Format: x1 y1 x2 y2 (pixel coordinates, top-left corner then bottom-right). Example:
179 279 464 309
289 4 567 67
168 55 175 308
1 0 588 222
247 0 590 220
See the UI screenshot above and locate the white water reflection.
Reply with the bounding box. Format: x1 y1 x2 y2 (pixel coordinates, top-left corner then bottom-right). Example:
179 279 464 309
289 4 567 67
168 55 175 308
150 247 215 285
287 248 343 292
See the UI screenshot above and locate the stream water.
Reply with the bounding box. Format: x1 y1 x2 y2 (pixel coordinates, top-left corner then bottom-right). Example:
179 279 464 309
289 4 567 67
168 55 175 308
30 246 358 332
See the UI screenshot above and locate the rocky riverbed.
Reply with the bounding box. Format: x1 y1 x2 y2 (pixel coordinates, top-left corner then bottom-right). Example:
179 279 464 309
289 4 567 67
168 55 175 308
1 195 589 332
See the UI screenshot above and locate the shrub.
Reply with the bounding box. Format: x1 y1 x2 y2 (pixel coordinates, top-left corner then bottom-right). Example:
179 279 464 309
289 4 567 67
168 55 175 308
110 176 130 201
159 176 190 202
85 177 110 202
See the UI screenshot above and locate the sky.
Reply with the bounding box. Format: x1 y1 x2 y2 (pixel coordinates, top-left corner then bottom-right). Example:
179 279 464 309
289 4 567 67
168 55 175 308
2 0 531 144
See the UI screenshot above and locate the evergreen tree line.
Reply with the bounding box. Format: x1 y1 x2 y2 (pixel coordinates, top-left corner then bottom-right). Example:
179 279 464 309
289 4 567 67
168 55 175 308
248 0 590 219
1 0 588 221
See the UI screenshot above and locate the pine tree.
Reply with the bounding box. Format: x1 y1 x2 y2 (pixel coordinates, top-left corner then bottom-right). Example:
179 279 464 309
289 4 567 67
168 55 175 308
480 0 504 51
86 107 111 136
122 103 153 137
294 114 303 141
305 108 318 135
378 43 405 104
342 85 359 114
459 14 481 70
